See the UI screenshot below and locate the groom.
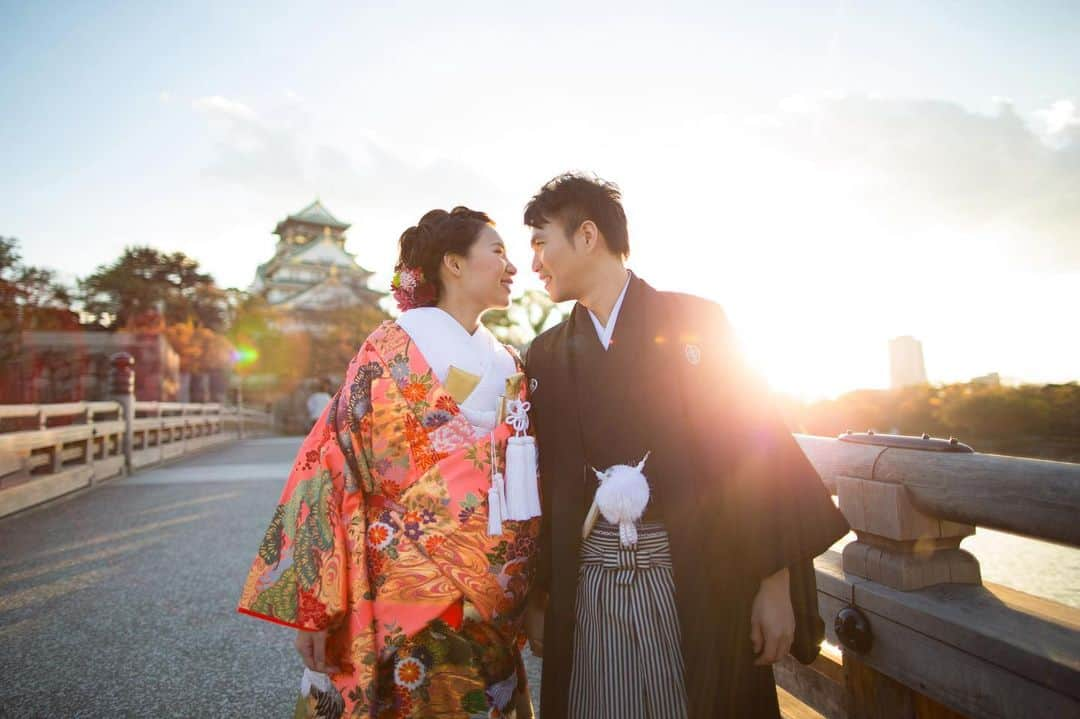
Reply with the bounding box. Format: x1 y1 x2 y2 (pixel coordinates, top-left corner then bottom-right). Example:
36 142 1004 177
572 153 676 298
522 173 849 718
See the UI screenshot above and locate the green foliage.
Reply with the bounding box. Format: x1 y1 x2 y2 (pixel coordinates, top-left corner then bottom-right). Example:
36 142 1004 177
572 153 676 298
483 289 567 349
78 246 226 330
0 236 76 346
228 293 389 403
784 381 1080 461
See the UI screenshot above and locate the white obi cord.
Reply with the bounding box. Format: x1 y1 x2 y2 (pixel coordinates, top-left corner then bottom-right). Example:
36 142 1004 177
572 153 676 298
488 399 542 535
587 452 651 547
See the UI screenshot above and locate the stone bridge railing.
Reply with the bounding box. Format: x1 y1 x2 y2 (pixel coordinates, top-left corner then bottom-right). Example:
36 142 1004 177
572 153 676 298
776 433 1079 719
0 353 274 519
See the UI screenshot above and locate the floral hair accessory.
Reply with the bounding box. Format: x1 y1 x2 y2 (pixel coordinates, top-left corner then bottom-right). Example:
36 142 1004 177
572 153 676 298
391 266 437 311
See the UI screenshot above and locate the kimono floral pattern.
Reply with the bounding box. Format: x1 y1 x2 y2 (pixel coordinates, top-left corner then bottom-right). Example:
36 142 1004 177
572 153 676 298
239 321 540 718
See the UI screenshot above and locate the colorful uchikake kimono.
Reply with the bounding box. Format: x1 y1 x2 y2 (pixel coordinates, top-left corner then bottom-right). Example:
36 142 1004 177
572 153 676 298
239 314 541 718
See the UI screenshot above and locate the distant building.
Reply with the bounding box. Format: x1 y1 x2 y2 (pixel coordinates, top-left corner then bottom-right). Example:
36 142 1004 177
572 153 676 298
971 372 1002 387
3 330 181 403
250 200 384 315
889 335 928 389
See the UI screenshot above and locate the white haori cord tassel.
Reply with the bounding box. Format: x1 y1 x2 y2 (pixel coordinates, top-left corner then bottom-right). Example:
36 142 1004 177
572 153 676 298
504 399 542 521
587 452 651 547
487 424 505 536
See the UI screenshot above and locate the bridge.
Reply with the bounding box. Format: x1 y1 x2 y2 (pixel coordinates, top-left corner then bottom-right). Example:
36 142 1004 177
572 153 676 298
0 397 1077 717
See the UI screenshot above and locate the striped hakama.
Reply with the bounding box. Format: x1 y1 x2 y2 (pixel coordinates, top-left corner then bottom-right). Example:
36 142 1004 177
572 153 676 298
568 521 688 719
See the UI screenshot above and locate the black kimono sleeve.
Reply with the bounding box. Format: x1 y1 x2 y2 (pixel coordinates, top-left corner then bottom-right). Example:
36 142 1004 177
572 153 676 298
686 299 848 665
698 300 848 581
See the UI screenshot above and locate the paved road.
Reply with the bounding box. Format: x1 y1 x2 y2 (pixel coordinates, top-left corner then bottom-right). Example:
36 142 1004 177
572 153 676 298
0 437 542 717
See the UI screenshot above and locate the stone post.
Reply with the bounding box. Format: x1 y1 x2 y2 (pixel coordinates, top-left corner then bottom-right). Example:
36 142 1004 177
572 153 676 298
108 352 135 475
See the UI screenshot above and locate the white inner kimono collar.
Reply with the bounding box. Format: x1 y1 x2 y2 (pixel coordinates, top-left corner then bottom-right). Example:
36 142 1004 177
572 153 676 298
587 271 632 351
396 307 515 434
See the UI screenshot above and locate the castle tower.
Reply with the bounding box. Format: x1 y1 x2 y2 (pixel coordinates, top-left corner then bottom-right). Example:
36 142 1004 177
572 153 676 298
250 200 384 311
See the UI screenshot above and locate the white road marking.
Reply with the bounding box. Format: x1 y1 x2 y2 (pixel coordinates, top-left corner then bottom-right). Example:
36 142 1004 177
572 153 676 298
124 463 289 485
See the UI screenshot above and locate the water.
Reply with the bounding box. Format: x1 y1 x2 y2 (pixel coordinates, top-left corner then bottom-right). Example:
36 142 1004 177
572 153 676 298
963 529 1080 608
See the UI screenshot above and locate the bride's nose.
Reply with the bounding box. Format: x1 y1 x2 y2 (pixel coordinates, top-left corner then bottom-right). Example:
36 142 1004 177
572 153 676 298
505 260 517 276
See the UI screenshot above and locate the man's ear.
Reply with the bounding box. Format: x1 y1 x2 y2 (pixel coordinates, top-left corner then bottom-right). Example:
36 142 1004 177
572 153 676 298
578 220 601 254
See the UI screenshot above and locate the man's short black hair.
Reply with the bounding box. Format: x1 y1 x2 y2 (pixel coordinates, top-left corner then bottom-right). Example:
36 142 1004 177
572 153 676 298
523 172 629 258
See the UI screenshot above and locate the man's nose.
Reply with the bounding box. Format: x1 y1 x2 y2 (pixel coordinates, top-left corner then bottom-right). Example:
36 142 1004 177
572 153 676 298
531 253 542 273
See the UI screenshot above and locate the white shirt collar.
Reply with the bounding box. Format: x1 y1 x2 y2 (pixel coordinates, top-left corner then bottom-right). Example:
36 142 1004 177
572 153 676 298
587 271 631 351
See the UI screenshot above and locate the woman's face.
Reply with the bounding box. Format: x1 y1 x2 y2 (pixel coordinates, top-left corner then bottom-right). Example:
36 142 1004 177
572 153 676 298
455 225 516 310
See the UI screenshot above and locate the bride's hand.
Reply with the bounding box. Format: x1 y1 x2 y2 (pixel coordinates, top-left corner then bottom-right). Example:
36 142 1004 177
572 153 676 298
295 629 340 673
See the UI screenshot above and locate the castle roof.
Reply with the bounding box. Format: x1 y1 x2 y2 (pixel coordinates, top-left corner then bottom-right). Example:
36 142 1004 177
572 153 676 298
274 199 350 235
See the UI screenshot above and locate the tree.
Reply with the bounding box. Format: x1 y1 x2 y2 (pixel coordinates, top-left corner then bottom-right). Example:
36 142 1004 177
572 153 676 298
164 321 234 374
79 246 226 330
785 380 1080 462
224 292 389 404
483 289 567 349
0 237 76 361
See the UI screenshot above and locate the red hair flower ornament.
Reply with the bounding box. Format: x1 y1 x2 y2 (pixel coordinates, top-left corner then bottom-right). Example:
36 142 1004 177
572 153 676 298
391 266 437 311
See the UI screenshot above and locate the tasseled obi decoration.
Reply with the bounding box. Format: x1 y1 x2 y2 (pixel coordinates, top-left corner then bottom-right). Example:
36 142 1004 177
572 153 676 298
394 307 540 537
489 398 542 535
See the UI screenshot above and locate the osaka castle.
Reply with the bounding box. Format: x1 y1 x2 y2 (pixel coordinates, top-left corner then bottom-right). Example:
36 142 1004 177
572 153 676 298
249 200 384 311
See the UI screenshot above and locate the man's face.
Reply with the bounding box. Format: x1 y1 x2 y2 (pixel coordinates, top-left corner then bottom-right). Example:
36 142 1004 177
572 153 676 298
530 220 582 302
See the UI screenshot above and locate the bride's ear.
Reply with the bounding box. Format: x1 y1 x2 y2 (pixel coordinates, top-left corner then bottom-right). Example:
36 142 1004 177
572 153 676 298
442 252 465 279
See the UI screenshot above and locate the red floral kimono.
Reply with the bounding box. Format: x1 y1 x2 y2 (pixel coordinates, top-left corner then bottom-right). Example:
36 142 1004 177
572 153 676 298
239 321 540 718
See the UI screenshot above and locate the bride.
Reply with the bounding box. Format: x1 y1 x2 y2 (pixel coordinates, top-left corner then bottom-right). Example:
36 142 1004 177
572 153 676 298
239 207 541 718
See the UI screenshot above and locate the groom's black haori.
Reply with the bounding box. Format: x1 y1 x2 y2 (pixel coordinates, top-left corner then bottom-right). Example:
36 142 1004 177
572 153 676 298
526 273 850 718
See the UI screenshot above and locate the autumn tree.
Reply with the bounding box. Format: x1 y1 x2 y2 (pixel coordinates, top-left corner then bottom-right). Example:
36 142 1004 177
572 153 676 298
0 236 76 361
164 321 234 375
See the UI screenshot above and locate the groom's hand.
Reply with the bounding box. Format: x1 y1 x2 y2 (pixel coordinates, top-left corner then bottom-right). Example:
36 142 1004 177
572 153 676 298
295 629 339 674
525 592 547 658
750 566 794 666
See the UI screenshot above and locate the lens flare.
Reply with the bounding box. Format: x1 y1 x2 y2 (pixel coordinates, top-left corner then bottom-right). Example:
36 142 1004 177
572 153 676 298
231 347 258 365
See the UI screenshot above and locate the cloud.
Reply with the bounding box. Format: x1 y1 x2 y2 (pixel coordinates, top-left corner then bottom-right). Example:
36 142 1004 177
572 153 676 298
1035 99 1080 141
191 95 306 196
762 94 1080 269
190 94 511 211
193 95 259 121
185 94 518 289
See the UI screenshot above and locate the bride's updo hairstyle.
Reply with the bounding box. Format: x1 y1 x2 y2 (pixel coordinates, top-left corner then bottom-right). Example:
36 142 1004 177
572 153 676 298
394 206 494 306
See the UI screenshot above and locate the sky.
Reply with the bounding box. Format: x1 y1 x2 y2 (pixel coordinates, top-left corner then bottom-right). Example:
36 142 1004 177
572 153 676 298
2 0 1078 398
